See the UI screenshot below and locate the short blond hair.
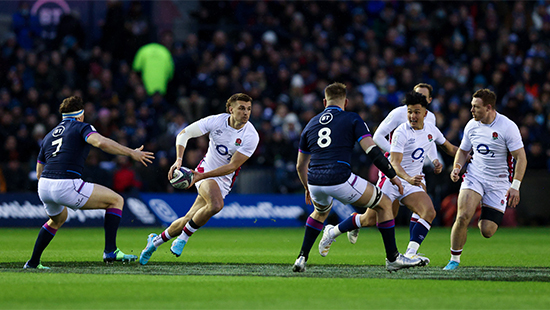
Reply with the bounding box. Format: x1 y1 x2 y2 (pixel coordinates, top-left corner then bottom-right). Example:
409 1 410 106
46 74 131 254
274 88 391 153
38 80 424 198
226 93 252 113
413 83 433 99
324 82 347 102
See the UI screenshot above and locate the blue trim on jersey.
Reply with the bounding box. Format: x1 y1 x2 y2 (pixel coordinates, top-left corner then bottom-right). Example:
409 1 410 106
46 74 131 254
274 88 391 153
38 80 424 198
325 105 343 111
67 170 82 176
298 149 311 154
337 161 350 166
357 133 372 142
63 117 77 121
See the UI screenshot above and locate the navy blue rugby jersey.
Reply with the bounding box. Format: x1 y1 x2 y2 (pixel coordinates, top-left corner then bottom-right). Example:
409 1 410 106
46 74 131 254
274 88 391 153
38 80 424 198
299 106 371 185
38 118 97 179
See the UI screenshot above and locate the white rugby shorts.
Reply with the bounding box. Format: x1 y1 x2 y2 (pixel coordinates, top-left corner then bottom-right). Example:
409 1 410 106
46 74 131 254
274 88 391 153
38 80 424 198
308 173 368 206
38 178 94 216
460 173 509 212
378 175 424 203
194 159 234 199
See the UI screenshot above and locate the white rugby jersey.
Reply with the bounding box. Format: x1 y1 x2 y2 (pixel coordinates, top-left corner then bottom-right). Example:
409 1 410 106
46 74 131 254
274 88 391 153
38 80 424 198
195 113 259 184
390 121 446 179
374 105 437 153
460 112 523 182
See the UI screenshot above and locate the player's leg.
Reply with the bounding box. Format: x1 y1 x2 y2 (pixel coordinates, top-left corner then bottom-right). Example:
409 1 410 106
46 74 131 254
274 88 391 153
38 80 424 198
140 196 206 265
477 183 507 238
293 186 333 272
401 191 436 264
444 188 482 270
170 180 223 257
81 183 136 262
478 206 502 238
25 207 68 269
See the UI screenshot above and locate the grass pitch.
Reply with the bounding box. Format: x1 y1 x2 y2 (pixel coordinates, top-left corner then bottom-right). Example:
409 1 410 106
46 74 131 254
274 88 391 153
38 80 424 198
1 227 550 309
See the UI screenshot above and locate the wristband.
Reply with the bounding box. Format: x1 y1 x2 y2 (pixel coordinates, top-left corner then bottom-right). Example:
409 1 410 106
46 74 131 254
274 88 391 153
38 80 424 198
511 179 521 190
176 157 183 161
454 163 462 170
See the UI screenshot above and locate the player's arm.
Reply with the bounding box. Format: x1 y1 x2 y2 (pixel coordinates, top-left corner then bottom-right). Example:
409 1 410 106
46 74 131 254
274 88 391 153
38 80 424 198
359 137 403 194
438 140 458 157
169 122 205 180
450 148 470 182
36 162 44 180
192 151 250 185
296 151 312 205
506 147 527 208
86 133 155 166
372 120 393 153
389 152 424 186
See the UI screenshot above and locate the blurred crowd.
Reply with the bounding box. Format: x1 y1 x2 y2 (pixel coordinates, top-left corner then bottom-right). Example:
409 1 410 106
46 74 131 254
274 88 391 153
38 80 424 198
1 1 549 199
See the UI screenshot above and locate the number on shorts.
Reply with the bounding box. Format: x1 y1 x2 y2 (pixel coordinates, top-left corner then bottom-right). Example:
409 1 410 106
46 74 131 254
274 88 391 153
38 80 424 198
52 138 63 157
317 127 332 148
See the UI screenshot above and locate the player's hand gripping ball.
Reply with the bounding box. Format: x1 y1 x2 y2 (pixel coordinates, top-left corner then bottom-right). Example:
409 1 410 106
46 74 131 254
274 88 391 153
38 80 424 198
170 167 194 189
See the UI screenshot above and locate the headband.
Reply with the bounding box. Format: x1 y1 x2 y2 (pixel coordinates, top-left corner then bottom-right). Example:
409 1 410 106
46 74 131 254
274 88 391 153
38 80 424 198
62 109 84 118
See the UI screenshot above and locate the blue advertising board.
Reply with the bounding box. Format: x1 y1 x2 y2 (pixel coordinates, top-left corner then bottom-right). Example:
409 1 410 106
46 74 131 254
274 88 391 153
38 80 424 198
0 193 356 228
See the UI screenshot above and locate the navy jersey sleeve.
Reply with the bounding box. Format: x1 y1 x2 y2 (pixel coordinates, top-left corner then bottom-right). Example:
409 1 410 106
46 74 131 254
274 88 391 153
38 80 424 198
37 140 46 164
82 123 98 141
298 126 311 154
352 114 372 142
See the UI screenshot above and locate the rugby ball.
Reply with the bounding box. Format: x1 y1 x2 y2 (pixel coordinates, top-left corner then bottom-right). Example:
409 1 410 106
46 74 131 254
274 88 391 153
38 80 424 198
170 167 194 189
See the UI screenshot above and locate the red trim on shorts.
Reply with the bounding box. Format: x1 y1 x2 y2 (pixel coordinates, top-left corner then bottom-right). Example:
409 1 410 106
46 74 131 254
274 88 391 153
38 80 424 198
230 166 242 188
378 175 387 189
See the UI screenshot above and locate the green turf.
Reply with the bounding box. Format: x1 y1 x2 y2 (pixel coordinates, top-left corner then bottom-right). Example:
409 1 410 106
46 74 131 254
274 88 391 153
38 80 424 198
1 227 550 309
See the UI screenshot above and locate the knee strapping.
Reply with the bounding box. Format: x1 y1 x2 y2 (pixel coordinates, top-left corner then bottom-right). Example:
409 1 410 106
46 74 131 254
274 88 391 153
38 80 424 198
365 186 383 209
315 201 333 214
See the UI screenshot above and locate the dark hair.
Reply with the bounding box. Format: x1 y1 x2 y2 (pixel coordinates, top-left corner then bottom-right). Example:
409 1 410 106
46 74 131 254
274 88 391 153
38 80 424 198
402 91 428 107
59 96 84 114
473 88 497 109
226 93 252 113
413 83 433 98
324 82 347 102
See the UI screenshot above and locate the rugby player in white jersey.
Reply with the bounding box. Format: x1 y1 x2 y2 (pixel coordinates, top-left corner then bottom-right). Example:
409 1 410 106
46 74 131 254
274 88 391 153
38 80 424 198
443 89 526 270
347 83 446 244
139 93 259 265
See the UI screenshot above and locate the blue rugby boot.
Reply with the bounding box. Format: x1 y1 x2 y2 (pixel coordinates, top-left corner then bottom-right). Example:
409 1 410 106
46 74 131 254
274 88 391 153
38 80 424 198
170 238 187 257
139 233 158 265
443 260 460 270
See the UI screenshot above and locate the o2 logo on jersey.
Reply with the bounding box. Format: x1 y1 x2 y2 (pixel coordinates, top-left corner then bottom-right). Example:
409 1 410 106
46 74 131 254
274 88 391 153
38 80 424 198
216 144 232 161
476 144 495 157
411 148 424 160
319 113 333 125
52 125 65 137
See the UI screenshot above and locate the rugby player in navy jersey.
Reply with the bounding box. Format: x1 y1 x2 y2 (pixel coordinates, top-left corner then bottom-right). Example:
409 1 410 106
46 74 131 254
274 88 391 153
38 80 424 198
292 82 424 272
24 96 155 269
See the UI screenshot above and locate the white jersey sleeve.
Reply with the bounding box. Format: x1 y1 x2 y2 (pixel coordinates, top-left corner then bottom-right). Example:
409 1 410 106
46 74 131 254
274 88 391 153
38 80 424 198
374 107 406 153
459 119 475 152
504 121 524 152
196 114 220 134
389 123 407 154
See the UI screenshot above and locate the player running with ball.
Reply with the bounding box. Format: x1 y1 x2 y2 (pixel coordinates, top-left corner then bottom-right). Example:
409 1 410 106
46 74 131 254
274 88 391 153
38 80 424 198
139 93 259 265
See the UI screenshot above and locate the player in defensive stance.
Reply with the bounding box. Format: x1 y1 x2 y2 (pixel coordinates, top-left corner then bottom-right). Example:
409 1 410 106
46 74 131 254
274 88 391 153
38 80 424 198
347 83 441 245
320 92 458 264
292 82 424 273
25 96 155 269
444 89 526 270
139 93 259 265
